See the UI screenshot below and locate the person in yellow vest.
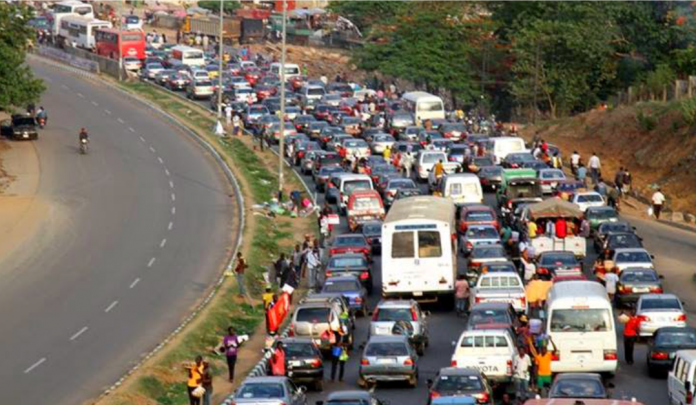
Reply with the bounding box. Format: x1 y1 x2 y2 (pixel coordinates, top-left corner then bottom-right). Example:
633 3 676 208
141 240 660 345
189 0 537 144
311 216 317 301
383 145 391 163
185 355 204 405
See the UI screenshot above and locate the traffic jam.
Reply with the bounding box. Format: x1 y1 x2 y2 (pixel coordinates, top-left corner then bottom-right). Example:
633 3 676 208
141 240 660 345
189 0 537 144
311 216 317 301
133 43 696 405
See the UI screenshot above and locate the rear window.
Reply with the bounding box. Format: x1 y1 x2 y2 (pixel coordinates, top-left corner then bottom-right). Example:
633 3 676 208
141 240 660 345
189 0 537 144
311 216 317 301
366 342 409 356
578 194 603 203
392 232 414 258
641 298 681 310
335 236 365 246
237 383 284 399
330 257 367 268
418 231 442 258
620 270 658 283
480 276 521 288
344 180 372 194
466 211 495 221
469 309 510 325
540 254 577 266
460 335 509 348
422 153 445 164
615 251 651 263
466 227 499 239
352 197 380 210
587 209 617 220
376 308 412 322
324 280 361 293
296 307 330 323
550 309 612 332
284 343 317 357
656 331 696 346
307 88 325 96
434 374 483 391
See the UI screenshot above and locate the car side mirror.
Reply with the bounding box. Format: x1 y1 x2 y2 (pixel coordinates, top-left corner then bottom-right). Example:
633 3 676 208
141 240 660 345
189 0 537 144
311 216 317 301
368 311 373 316
650 254 655 259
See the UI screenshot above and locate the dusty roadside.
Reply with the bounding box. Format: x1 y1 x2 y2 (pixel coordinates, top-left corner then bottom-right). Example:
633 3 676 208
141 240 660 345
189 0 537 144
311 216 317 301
0 115 49 267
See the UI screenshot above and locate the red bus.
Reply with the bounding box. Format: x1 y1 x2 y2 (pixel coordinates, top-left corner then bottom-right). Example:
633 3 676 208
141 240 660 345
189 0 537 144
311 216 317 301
94 28 145 60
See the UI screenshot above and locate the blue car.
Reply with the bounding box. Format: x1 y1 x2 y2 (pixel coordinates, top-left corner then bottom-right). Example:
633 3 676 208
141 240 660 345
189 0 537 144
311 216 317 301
321 275 368 316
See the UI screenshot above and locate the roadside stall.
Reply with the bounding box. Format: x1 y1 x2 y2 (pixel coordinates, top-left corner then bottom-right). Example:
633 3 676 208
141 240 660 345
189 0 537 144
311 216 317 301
525 198 586 258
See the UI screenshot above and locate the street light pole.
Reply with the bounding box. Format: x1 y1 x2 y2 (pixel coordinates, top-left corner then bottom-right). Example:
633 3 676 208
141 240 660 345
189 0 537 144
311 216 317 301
278 0 287 199
217 0 224 120
118 0 123 81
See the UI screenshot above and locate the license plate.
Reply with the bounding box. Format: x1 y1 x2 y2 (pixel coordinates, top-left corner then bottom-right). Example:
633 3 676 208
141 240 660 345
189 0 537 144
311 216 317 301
634 287 649 293
378 358 396 364
413 291 423 297
23 134 29 138
289 360 302 367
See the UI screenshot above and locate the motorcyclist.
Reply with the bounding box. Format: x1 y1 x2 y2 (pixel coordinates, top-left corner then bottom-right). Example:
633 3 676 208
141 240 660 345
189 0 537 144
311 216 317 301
36 106 47 125
79 128 89 143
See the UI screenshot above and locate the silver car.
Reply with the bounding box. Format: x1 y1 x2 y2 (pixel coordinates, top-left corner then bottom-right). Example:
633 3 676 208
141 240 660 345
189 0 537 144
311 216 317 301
369 299 429 355
636 294 687 337
460 225 501 255
371 133 396 155
233 376 307 405
186 79 214 100
358 335 418 388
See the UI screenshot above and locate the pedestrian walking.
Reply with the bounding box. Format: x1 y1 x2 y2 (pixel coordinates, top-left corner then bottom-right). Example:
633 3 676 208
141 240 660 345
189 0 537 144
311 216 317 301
513 348 531 401
274 253 290 287
223 327 242 382
305 247 321 291
588 152 601 185
185 355 204 405
234 252 248 296
622 168 632 195
576 163 587 187
604 269 619 301
570 150 581 175
225 104 232 126
614 167 625 196
454 272 469 316
529 338 557 396
330 330 348 381
622 309 641 364
232 114 241 136
383 145 391 163
652 188 666 219
291 244 303 276
201 361 213 405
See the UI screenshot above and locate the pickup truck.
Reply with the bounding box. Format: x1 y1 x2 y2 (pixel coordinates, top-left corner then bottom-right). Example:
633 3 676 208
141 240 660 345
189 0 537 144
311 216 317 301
451 329 517 386
469 273 527 313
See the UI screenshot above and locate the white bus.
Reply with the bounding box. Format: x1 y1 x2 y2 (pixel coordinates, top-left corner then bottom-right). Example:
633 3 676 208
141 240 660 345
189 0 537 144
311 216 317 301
269 63 301 81
50 1 94 36
401 91 445 125
58 16 111 49
382 196 457 304
546 280 618 375
170 45 205 67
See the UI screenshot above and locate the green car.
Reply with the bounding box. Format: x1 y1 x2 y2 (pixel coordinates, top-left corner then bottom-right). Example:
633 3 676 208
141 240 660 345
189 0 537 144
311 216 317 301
585 206 619 231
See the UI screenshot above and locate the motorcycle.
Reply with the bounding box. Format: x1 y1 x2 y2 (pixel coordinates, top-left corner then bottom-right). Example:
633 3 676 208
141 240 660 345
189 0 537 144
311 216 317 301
37 116 46 129
79 138 89 154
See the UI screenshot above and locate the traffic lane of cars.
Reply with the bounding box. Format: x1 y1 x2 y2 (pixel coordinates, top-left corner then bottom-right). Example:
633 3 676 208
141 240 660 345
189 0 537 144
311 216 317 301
0 62 235 405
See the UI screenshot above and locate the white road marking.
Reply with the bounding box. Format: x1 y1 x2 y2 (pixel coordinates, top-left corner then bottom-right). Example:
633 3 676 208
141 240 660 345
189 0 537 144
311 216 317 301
104 300 119 313
91 101 98 107
129 278 140 289
168 221 173 231
77 92 84 98
148 257 156 268
61 84 69 90
104 109 111 115
160 238 167 248
171 193 176 202
158 156 164 164
171 206 176 215
24 357 47 374
169 180 174 189
69 326 88 341
139 136 146 143
128 127 135 133
149 146 156 153
164 169 170 176
117 118 124 124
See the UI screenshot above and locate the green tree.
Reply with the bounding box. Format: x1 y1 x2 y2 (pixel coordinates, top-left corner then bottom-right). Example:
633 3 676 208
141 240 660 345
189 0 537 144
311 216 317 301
645 63 676 99
327 1 407 34
0 3 44 111
197 1 240 16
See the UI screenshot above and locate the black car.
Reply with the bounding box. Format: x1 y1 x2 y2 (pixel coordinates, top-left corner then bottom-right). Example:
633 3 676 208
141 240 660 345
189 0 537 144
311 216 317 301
276 337 325 391
502 152 537 168
616 267 663 307
361 220 382 255
647 327 696 376
427 367 492 405
602 232 643 257
537 251 582 280
477 166 503 191
593 221 635 250
1 114 38 140
393 187 423 202
324 253 373 294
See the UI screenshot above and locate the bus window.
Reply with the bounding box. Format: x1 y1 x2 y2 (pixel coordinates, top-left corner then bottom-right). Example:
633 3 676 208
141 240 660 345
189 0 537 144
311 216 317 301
418 231 442 258
392 232 414 258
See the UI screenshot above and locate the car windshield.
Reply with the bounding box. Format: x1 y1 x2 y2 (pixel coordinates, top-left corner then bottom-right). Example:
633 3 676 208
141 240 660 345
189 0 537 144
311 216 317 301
434 375 483 391
508 153 535 162
550 309 612 332
469 309 509 325
641 298 681 310
334 236 365 246
366 342 409 356
422 153 445 164
620 270 658 283
600 223 631 234
466 227 499 239
542 171 565 179
550 379 605 398
615 251 651 263
352 196 380 210
473 246 505 258
587 209 617 220
656 331 696 347
295 307 330 323
540 254 577 266
480 167 502 176
376 308 412 322
389 179 416 189
330 257 367 268
13 117 35 126
578 194 603 203
324 280 361 293
284 343 316 357
344 180 372 194
345 140 367 148
508 183 541 198
362 223 382 235
237 383 284 399
609 234 641 247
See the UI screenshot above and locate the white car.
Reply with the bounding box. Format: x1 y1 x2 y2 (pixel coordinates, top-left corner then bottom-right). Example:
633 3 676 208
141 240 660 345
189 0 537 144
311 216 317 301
190 69 211 81
612 248 654 273
636 294 687 337
370 133 395 155
451 329 518 384
186 80 214 100
122 56 142 71
572 191 605 212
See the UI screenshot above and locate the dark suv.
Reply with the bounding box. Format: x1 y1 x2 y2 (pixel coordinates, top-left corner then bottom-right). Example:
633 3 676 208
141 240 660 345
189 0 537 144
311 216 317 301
2 114 39 140
275 337 325 391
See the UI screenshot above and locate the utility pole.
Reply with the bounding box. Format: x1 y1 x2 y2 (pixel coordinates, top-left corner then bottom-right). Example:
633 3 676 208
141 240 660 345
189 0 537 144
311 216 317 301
277 0 287 200
118 0 123 81
532 40 540 123
217 0 224 120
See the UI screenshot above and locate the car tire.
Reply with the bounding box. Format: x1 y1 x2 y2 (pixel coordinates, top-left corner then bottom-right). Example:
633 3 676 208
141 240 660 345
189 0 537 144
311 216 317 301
416 343 425 356
314 380 324 392
357 375 367 389
408 372 418 388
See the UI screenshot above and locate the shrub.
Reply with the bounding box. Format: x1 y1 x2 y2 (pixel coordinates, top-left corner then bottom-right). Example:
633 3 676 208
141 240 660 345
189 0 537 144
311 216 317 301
636 110 657 132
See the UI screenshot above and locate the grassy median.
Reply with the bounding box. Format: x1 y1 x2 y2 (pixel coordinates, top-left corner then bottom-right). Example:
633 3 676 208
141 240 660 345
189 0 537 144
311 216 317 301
96 81 315 405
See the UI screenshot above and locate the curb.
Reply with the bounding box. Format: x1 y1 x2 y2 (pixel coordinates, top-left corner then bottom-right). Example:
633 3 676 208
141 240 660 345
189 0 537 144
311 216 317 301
29 55 247 401
656 218 696 234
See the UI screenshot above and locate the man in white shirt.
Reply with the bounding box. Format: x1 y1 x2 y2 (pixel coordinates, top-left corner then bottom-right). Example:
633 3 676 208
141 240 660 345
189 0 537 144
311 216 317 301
588 152 601 184
570 151 581 174
604 270 619 301
305 248 321 291
652 188 666 219
513 347 532 401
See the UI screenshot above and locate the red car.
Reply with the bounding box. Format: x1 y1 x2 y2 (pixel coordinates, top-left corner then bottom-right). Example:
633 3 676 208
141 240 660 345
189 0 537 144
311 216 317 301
458 205 499 234
328 234 372 262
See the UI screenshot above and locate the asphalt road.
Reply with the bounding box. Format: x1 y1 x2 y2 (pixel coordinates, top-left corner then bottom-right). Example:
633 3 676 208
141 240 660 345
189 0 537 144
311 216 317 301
0 62 235 405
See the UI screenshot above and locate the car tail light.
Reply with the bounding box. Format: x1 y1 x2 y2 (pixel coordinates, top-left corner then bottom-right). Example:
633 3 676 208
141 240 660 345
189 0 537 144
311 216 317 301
475 296 483 304
638 315 651 322
371 309 379 321
361 248 370 255
507 200 513 209
506 359 512 375
430 391 441 399
551 351 561 361
619 285 632 293
403 358 414 366
538 267 549 275
466 241 473 250
330 249 338 256
651 351 669 360
355 296 363 304
360 358 369 365
450 359 457 367
411 308 418 321
359 272 369 280
288 326 294 337
676 314 687 322
325 271 332 278
473 392 490 404
688 390 694 404
604 350 617 360
520 296 526 307
650 286 663 293
309 358 322 367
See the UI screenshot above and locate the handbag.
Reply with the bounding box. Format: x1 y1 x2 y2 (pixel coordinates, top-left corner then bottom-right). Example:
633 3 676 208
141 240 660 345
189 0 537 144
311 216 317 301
331 345 342 357
192 385 206 398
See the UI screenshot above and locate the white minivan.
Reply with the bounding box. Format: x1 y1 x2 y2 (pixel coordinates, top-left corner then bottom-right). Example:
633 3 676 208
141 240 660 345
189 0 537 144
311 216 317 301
546 280 618 375
669 350 696 405
439 173 483 206
491 137 527 164
270 62 301 81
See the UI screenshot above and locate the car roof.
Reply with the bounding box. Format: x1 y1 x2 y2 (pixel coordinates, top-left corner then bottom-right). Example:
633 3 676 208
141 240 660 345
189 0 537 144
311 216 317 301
553 372 602 381
242 376 289 383
639 293 679 301
325 275 361 283
438 367 483 377
470 302 511 310
327 390 372 400
367 335 410 344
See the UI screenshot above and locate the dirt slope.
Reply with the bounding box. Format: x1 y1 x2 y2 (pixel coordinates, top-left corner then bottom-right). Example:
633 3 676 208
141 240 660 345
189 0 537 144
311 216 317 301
520 102 696 215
